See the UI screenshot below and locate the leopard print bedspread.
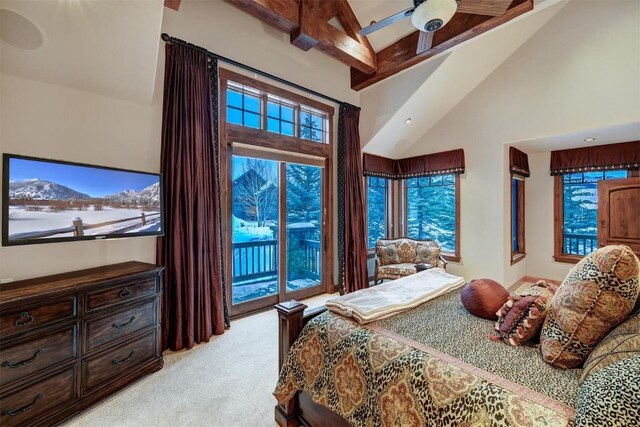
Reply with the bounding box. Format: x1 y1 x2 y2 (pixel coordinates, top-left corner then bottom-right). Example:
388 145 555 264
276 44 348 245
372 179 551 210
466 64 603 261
274 312 575 427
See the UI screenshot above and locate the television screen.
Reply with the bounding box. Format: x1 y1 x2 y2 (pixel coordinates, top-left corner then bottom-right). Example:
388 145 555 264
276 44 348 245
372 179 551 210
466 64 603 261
2 154 163 246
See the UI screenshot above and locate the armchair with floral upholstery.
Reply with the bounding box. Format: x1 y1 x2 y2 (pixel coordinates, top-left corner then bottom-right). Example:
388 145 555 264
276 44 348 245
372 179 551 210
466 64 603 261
374 238 447 285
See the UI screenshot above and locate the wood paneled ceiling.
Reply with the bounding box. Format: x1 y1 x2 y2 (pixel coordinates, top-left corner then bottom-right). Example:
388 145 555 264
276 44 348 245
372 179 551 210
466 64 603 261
168 0 534 90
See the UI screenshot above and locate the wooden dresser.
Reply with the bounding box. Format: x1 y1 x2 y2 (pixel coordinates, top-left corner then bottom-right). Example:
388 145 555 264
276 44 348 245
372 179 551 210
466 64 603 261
0 262 163 426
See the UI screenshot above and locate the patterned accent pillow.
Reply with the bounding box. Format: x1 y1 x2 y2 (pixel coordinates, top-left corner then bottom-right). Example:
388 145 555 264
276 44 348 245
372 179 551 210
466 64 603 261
576 355 640 427
490 281 557 346
461 279 509 320
415 242 440 265
394 239 417 263
579 313 639 385
376 240 400 266
540 245 640 369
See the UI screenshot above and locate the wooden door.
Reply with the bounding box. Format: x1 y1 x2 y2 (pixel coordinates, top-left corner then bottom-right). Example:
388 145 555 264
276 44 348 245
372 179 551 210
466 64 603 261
597 177 640 255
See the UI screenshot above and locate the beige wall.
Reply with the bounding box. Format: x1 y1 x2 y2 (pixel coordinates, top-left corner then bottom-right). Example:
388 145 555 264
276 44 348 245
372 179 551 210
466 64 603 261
0 73 161 280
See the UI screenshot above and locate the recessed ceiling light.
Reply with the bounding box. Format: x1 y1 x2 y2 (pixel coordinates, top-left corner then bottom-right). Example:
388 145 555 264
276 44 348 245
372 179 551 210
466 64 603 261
405 118 412 124
584 137 597 142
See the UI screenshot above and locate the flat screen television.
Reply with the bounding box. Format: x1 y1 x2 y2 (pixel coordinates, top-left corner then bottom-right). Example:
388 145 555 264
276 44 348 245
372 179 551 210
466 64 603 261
2 154 164 246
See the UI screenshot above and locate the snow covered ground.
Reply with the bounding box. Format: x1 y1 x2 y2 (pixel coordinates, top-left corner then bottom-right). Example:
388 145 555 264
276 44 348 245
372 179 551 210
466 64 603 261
8 206 160 240
232 215 274 243
232 277 321 304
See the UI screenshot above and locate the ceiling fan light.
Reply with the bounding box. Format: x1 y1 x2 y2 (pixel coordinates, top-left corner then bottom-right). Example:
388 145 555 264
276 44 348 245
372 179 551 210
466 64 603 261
411 0 458 33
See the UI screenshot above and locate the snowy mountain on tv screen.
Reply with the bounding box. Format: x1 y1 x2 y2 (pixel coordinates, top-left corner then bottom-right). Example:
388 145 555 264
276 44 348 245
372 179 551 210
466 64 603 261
9 179 90 200
104 182 160 205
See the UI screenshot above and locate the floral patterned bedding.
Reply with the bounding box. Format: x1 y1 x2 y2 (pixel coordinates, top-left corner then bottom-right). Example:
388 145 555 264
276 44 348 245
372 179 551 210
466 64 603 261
274 311 576 427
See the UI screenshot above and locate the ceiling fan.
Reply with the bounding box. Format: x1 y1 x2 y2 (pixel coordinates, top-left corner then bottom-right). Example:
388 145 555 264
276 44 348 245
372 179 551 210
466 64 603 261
359 0 459 54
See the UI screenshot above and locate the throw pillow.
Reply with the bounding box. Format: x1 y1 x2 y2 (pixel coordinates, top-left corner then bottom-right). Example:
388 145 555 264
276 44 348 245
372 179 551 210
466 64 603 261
415 242 440 265
376 241 400 265
490 281 557 346
460 279 509 320
540 245 640 369
579 313 639 385
576 355 640 427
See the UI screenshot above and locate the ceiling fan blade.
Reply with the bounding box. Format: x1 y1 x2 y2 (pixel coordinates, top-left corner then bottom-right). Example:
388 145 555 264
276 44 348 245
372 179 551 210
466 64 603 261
359 8 415 36
416 30 434 54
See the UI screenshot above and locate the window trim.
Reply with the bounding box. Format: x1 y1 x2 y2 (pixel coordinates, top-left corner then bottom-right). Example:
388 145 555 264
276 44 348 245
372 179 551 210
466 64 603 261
402 174 461 262
365 176 393 252
510 174 526 265
553 169 638 264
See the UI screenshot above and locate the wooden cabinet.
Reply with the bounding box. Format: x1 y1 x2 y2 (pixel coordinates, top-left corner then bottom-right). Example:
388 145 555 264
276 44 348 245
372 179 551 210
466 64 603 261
0 262 163 426
598 177 640 256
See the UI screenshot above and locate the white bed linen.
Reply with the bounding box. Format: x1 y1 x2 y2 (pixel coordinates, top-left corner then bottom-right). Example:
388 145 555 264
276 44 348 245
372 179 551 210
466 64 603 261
326 268 465 324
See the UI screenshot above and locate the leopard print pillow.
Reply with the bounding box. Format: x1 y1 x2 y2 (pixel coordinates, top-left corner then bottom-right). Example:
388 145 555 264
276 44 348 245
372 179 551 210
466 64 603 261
376 242 400 265
540 245 640 369
576 355 640 427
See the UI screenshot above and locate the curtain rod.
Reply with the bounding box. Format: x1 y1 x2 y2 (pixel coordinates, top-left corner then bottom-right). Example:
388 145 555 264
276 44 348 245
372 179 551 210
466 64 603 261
161 33 358 110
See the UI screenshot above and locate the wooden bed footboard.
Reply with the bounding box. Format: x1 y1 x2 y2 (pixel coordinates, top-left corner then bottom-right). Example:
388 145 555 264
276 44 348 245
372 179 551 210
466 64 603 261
275 301 350 427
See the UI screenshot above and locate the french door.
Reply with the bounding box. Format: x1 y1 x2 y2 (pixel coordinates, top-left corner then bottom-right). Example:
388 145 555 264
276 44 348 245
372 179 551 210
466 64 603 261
228 148 329 316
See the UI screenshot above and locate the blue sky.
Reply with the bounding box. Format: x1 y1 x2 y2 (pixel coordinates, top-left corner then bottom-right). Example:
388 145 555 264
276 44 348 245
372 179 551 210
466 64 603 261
9 157 158 197
232 156 278 180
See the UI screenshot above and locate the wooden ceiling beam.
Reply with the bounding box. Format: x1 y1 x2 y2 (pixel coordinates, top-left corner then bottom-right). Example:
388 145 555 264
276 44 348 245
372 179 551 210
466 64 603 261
224 0 299 33
458 0 513 16
164 0 181 11
292 0 376 74
350 0 533 90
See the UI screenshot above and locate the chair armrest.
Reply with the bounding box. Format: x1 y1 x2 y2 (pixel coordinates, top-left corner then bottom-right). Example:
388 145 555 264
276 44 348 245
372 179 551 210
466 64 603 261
438 255 448 270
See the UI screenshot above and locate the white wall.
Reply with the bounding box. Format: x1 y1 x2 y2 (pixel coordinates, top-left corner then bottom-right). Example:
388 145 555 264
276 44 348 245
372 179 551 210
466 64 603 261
396 0 640 285
0 73 161 281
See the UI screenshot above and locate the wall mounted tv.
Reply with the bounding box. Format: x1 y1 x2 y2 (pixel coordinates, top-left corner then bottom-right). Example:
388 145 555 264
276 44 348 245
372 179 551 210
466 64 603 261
2 154 164 246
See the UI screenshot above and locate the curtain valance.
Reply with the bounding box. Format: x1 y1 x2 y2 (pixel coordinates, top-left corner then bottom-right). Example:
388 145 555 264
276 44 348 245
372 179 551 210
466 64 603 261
363 149 465 179
550 140 639 175
509 147 530 177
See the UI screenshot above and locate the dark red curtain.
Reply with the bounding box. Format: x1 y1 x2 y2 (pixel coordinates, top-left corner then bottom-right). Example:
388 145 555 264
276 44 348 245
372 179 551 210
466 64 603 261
157 43 228 351
363 153 396 178
339 105 369 294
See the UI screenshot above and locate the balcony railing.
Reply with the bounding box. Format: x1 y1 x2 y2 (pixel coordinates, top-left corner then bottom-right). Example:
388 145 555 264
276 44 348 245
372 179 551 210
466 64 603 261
563 233 598 256
232 238 321 283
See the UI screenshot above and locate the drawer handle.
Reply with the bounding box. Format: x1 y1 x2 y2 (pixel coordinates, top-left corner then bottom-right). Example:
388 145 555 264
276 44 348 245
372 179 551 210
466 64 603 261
1 349 44 369
1 393 43 417
14 312 35 327
112 316 136 329
112 351 135 365
119 287 132 298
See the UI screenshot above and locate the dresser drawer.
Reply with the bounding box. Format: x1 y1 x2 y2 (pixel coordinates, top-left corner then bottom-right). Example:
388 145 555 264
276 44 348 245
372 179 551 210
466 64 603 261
0 366 77 427
0 326 77 388
82 330 156 394
85 277 158 313
84 299 157 352
0 297 77 338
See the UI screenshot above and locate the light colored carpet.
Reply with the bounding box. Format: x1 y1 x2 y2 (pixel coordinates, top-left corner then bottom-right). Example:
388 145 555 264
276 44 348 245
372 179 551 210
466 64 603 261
63 293 335 427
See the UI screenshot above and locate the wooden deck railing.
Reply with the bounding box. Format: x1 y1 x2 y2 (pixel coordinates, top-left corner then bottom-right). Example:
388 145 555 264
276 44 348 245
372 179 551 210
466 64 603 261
563 233 597 256
9 212 160 240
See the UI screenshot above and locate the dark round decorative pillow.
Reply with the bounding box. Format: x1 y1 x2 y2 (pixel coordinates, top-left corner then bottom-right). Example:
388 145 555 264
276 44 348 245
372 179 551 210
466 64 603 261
576 355 640 426
579 313 639 385
540 245 640 369
460 279 509 320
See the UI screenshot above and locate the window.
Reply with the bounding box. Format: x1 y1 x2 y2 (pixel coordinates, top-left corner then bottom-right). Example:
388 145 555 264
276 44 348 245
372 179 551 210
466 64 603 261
405 174 459 259
511 175 525 264
554 169 628 262
227 85 261 129
299 109 326 143
225 81 329 144
366 177 389 249
267 100 295 136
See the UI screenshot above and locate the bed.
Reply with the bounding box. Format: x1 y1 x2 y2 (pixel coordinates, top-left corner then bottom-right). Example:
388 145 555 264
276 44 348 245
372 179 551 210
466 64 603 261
273 274 580 427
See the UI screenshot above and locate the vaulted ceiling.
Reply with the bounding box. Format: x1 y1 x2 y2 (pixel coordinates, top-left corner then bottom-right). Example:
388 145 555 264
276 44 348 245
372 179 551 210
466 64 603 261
221 0 537 90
